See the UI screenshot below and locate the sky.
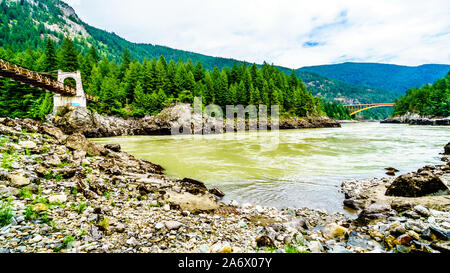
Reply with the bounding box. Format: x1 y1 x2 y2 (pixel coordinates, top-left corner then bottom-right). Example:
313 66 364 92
62 0 450 68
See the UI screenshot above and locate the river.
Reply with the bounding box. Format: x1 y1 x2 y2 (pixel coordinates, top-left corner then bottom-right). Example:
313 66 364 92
92 123 449 215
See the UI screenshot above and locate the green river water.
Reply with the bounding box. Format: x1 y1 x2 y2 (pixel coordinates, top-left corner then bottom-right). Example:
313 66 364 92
93 123 449 214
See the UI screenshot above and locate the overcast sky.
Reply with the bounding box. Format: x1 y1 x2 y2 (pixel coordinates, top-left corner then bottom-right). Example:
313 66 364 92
63 0 450 68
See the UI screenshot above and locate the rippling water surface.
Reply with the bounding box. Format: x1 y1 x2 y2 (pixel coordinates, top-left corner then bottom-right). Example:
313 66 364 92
93 123 449 214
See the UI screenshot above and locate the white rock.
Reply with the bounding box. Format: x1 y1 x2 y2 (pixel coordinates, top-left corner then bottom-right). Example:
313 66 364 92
414 205 431 217
307 241 323 253
30 235 43 243
255 205 265 213
182 211 191 216
126 237 138 247
19 141 36 149
155 223 164 230
165 221 183 230
211 242 232 253
197 244 210 253
48 194 67 204
7 175 30 187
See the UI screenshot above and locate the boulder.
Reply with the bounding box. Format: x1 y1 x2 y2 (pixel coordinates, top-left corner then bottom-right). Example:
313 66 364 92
322 223 348 240
445 142 450 155
344 198 364 210
7 175 30 187
180 178 208 195
104 144 121 152
45 155 61 166
356 203 391 225
256 235 275 247
209 187 225 198
65 133 107 156
413 205 431 217
39 123 65 142
385 171 448 197
391 200 413 213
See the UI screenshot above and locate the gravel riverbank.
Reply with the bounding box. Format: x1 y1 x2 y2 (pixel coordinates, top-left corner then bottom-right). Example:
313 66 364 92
0 118 449 253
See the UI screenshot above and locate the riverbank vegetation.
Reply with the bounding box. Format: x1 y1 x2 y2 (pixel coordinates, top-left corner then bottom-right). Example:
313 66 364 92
321 101 352 120
393 72 450 117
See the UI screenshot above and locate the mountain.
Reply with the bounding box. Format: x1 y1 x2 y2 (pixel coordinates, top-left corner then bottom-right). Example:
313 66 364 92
295 70 398 104
298 62 450 94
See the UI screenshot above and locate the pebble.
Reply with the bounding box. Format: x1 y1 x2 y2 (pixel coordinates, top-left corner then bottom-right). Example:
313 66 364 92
30 235 43 243
198 244 210 253
414 205 431 217
48 194 67 204
307 241 323 253
15 246 27 253
164 221 183 230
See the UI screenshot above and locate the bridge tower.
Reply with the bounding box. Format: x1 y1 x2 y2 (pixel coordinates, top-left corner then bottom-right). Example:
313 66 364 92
53 70 86 113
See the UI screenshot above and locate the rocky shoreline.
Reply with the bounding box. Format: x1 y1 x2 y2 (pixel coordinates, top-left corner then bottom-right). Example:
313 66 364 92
381 113 450 126
0 118 449 253
48 104 341 138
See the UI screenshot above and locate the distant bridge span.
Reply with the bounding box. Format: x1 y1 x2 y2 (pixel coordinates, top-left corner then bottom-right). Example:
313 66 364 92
343 103 396 116
0 58 96 113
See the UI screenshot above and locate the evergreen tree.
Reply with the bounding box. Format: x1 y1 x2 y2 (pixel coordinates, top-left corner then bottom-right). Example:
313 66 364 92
119 47 131 79
88 45 100 64
43 38 57 72
194 61 205 82
59 36 79 71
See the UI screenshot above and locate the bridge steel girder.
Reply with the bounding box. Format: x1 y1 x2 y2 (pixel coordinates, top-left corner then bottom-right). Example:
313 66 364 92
343 103 396 116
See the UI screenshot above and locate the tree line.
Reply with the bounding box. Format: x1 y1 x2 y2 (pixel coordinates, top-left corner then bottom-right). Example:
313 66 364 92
1 37 339 118
393 72 450 117
0 37 353 120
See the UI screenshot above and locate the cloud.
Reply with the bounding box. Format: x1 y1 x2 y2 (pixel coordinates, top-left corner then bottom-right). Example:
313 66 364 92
62 0 450 68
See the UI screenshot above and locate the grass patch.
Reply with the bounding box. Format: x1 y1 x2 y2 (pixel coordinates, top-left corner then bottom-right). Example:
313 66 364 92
56 161 71 168
97 217 109 231
0 201 13 227
18 189 33 200
55 235 75 251
285 243 309 253
0 137 10 147
40 145 50 155
1 151 18 169
43 171 63 182
24 205 50 223
70 202 87 214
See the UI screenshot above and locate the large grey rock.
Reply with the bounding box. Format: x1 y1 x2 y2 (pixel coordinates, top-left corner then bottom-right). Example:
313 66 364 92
385 171 448 197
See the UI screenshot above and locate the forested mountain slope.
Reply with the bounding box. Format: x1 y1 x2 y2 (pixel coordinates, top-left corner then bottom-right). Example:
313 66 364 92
299 62 450 94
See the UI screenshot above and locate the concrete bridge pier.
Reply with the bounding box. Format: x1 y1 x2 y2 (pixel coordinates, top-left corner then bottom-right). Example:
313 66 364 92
53 70 86 113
